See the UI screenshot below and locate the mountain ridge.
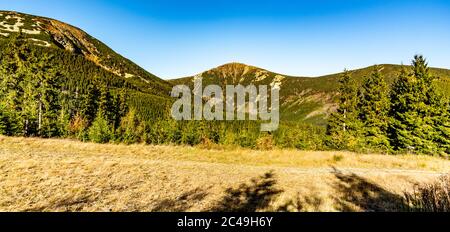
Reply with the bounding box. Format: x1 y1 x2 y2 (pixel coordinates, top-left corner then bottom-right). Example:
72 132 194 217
170 62 450 81
169 63 450 124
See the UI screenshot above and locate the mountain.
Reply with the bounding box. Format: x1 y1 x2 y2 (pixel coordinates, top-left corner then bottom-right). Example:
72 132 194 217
0 10 172 96
2 10 450 128
0 10 176 135
169 63 450 125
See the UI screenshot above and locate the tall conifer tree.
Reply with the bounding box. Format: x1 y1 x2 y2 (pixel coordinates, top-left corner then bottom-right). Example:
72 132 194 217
389 55 448 155
0 34 29 135
357 66 390 150
326 71 360 149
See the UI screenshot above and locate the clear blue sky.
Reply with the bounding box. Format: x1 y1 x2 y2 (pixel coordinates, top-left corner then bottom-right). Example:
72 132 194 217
1 0 449 79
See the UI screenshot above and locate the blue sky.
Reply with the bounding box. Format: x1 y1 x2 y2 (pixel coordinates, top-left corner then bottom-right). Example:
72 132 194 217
1 0 449 79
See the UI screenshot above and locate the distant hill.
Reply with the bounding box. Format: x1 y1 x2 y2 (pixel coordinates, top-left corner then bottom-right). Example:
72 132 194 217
170 63 450 125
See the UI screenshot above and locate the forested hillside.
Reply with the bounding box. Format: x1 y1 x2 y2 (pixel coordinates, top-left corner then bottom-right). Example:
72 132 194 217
0 10 172 95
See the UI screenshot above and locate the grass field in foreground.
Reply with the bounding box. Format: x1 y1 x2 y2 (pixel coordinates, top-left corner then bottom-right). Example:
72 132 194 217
0 136 449 212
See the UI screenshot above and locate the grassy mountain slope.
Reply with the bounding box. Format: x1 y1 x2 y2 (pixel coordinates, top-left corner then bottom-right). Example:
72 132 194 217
170 63 450 125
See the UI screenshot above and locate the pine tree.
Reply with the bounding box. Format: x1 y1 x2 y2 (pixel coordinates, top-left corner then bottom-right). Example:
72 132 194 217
79 82 99 124
98 83 114 125
20 65 39 136
389 55 448 155
357 66 390 151
326 71 360 149
0 34 29 135
32 54 62 137
57 108 70 137
0 103 10 135
117 108 143 144
112 88 128 129
434 98 450 155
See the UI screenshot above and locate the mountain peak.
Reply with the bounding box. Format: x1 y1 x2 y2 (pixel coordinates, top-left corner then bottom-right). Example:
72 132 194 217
215 62 256 69
211 62 264 73
0 11 97 57
201 62 269 83
0 11 108 69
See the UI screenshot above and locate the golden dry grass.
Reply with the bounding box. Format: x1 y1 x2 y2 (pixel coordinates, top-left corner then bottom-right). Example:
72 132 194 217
0 136 449 212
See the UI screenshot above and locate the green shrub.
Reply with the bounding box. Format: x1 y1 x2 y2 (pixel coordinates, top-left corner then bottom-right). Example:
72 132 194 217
88 114 113 143
332 154 344 162
68 113 89 141
117 109 144 144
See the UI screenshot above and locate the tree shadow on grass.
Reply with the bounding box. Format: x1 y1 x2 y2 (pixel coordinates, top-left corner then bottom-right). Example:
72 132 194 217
151 187 208 212
276 193 324 212
210 171 283 212
332 167 408 212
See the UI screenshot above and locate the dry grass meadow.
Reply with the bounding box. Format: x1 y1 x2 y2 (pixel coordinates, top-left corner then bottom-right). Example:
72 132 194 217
0 135 449 212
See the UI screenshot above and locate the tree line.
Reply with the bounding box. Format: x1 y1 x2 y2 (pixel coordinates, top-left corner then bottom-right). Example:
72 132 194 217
326 55 450 156
0 35 129 140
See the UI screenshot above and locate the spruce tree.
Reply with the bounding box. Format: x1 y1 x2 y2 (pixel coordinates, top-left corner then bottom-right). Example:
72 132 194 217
0 103 10 135
326 71 360 149
20 65 39 136
33 54 62 137
357 66 390 151
98 83 115 125
0 34 28 135
117 108 143 144
79 82 99 124
432 93 450 155
389 55 448 155
112 88 128 129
